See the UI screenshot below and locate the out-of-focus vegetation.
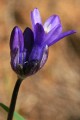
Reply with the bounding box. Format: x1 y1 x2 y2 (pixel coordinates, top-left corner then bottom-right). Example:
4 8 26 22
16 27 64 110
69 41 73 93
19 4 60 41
0 0 80 120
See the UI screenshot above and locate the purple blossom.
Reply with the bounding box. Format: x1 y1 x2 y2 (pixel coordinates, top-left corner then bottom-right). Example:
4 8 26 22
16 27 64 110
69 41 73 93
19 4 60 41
10 8 76 79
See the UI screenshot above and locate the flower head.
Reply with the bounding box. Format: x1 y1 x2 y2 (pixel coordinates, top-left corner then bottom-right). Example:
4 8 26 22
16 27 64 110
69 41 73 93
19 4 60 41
10 8 76 79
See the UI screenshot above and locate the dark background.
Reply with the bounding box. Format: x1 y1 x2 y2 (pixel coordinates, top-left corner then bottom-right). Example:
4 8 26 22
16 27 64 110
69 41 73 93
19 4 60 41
0 0 80 120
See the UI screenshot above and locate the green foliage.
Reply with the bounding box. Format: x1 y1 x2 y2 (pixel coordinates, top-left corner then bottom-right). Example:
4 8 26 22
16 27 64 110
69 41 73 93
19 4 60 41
0 103 25 120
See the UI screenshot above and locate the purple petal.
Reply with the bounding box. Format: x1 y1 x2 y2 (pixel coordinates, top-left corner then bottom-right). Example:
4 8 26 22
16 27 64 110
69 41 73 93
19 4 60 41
34 23 45 45
44 24 62 46
23 27 34 51
11 48 19 71
29 44 45 62
31 8 42 30
48 30 76 46
40 45 48 69
43 15 61 33
10 26 24 52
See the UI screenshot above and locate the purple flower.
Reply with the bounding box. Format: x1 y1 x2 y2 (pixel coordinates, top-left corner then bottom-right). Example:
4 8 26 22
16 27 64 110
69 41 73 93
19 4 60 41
10 8 76 79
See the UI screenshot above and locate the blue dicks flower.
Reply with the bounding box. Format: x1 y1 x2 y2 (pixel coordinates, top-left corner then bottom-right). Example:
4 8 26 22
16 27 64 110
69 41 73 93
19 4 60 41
10 8 76 79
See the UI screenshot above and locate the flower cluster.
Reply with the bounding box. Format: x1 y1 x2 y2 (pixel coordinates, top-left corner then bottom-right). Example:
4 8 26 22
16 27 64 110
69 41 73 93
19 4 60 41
10 8 75 79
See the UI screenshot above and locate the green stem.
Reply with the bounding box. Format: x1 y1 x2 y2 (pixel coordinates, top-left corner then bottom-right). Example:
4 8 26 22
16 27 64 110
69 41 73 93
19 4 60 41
7 78 23 120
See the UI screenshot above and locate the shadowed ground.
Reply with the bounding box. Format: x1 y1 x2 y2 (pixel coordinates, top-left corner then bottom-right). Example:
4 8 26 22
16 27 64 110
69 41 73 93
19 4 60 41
0 0 80 120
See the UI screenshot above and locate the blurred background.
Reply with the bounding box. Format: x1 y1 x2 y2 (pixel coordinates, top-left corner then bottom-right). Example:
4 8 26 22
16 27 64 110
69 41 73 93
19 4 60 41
0 0 80 120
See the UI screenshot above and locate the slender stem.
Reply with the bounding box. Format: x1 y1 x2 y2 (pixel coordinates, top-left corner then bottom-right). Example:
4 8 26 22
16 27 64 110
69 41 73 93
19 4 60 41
7 78 23 120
